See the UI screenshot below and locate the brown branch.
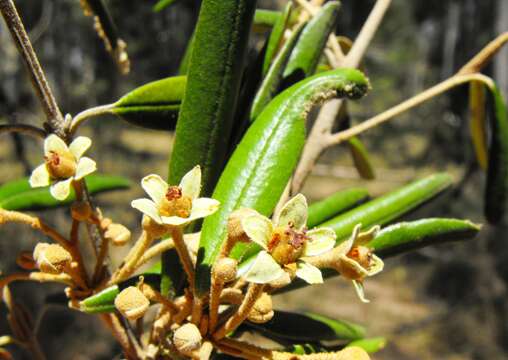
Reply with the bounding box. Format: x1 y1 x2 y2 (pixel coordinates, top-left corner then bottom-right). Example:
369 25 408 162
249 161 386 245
0 124 46 139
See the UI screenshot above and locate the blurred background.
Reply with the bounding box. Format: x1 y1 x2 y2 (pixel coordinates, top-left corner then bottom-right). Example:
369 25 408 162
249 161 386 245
1 0 508 358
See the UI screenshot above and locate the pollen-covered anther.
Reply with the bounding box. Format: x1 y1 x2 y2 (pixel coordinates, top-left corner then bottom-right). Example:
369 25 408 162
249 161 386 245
336 245 374 281
114 286 150 321
71 201 93 222
247 292 274 324
159 186 192 218
33 243 72 274
268 227 306 265
104 223 131 246
45 151 76 179
227 208 258 243
213 258 238 284
173 323 202 356
16 251 36 270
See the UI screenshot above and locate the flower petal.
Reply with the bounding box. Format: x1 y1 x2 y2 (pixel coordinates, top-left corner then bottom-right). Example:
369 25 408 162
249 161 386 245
179 165 201 200
69 136 92 160
131 198 162 224
242 251 285 284
44 134 68 156
276 193 307 229
74 157 97 180
304 227 336 257
160 216 191 226
339 256 369 278
356 225 381 245
296 261 323 284
335 224 362 256
366 254 384 277
29 164 51 188
49 178 73 201
352 280 370 303
141 174 168 205
241 214 273 250
188 197 220 220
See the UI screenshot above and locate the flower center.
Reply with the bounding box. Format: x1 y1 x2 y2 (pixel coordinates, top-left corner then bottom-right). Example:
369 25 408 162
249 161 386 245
268 224 307 265
346 245 373 270
159 186 192 218
45 151 77 179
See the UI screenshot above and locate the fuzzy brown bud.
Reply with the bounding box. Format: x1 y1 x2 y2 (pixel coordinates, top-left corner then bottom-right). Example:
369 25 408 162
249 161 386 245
114 286 150 321
247 293 274 324
105 223 131 246
71 202 93 222
173 323 202 356
227 208 258 243
213 258 238 284
33 243 72 274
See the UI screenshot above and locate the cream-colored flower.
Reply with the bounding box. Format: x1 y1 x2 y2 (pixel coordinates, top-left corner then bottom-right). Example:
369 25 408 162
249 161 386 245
335 224 384 303
29 134 96 200
237 194 336 285
131 166 219 226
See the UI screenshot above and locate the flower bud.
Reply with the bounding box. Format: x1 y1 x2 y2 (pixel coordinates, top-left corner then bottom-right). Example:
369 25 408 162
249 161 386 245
227 208 258 243
105 223 131 246
45 151 76 180
114 286 150 321
16 251 36 270
213 258 238 284
33 243 72 274
173 323 202 356
71 202 93 222
247 293 274 324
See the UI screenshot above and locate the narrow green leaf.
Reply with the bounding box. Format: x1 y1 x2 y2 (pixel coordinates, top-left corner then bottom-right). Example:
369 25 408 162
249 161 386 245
253 9 282 30
321 173 453 242
484 84 508 224
469 81 488 170
178 33 195 75
347 137 375 180
250 21 306 121
195 69 369 295
307 188 370 228
153 0 178 12
283 1 341 79
111 76 186 131
80 273 161 314
263 2 292 76
0 175 130 211
169 0 257 196
368 218 481 257
245 311 365 342
347 337 387 354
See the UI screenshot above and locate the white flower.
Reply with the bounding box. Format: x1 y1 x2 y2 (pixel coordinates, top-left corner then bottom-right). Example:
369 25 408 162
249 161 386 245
237 194 336 285
334 224 384 303
29 134 97 201
131 166 219 226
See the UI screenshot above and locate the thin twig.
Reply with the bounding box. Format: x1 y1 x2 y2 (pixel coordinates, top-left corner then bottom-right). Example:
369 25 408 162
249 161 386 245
458 32 508 75
68 103 114 135
0 0 65 136
0 124 46 139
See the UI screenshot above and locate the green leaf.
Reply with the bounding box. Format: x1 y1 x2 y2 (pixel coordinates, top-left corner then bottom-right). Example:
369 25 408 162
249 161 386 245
0 174 131 211
484 84 508 224
250 21 306 121
347 337 387 354
307 188 370 228
153 0 178 12
263 2 292 76
245 311 365 342
469 81 488 170
283 1 341 79
111 76 186 131
195 68 369 295
253 9 282 30
80 273 161 314
178 33 195 75
368 218 481 257
169 0 257 196
321 173 453 242
347 137 375 180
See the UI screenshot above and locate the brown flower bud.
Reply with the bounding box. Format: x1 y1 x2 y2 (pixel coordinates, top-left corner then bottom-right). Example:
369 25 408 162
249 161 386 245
71 202 93 222
33 243 72 274
173 323 202 356
105 223 131 246
213 258 238 284
114 286 150 321
16 251 36 270
247 293 274 324
227 208 258 243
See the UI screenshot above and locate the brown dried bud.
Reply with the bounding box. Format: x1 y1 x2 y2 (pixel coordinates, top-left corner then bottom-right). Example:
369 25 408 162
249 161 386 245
114 286 150 321
247 293 274 324
227 208 258 243
213 258 238 284
33 243 72 274
105 223 131 246
71 202 93 222
173 323 202 356
16 251 36 270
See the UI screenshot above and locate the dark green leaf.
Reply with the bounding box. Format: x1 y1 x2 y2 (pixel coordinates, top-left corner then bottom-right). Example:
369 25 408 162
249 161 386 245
253 9 282 30
178 33 195 75
347 137 375 180
263 2 292 76
153 0 178 12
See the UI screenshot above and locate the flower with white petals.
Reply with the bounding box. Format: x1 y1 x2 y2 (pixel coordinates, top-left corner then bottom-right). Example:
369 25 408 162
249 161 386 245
335 224 384 303
237 194 336 285
131 166 219 227
29 134 97 200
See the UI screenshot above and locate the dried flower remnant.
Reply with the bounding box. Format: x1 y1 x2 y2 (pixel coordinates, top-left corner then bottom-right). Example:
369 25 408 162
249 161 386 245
131 166 220 227
29 134 97 200
238 194 336 285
